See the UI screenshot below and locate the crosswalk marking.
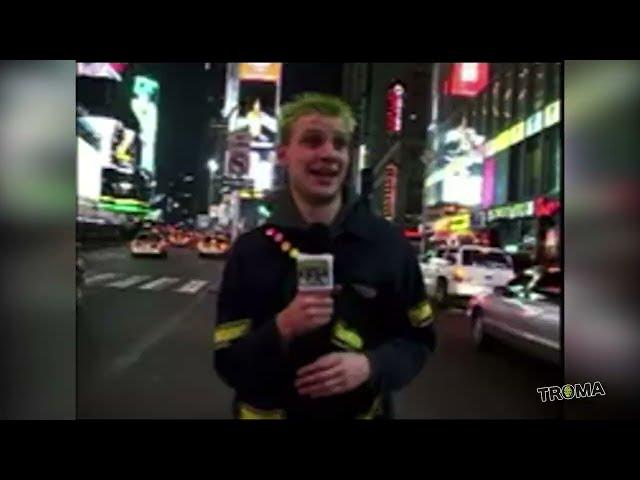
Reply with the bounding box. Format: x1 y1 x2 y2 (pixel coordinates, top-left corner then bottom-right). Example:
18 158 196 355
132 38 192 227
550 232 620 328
106 275 151 289
87 272 214 295
85 273 120 286
139 277 181 291
175 280 209 294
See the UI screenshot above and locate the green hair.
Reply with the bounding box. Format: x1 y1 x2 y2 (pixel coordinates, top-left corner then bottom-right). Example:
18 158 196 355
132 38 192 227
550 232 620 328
278 93 356 145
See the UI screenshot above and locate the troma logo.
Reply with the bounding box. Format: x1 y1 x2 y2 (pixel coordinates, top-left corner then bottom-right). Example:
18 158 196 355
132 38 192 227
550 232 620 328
537 382 606 402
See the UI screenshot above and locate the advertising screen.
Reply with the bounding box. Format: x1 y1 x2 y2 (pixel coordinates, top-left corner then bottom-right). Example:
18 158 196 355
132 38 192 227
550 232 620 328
77 136 103 203
238 63 282 83
131 76 159 175
77 63 129 82
111 124 138 171
77 116 120 167
481 157 496 208
233 80 278 149
441 172 482 207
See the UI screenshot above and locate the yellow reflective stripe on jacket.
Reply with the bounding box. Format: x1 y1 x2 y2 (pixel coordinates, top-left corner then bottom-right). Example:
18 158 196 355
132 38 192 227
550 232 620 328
331 320 364 351
408 300 433 327
214 319 251 346
237 402 286 420
356 396 383 420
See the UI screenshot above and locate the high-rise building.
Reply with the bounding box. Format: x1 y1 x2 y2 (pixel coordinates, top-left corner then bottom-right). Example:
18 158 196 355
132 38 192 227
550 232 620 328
426 63 561 263
352 63 432 228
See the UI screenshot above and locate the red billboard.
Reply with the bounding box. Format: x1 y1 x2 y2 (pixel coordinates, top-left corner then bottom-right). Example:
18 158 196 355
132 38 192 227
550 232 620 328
385 82 405 134
443 63 489 97
383 163 399 220
535 197 560 217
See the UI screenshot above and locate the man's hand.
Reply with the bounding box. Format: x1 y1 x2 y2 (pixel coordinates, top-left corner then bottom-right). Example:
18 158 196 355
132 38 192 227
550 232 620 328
295 352 371 398
276 291 333 342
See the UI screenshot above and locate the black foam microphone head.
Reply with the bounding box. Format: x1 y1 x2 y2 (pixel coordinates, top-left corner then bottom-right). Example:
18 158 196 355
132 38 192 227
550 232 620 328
305 223 332 253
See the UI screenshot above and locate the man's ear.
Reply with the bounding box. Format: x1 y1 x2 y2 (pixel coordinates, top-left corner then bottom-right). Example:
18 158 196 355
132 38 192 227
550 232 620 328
276 144 288 167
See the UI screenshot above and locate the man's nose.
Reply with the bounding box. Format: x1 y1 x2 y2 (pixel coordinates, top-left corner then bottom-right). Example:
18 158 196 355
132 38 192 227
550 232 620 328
317 140 340 159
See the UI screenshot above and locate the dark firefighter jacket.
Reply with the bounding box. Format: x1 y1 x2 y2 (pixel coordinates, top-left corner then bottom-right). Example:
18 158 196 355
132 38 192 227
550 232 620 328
213 188 436 419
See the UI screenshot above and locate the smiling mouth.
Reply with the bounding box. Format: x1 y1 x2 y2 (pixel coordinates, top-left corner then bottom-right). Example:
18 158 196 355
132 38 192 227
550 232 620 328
307 164 340 180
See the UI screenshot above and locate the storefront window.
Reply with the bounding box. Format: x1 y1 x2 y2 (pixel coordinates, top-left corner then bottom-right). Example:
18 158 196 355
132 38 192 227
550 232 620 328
546 62 561 103
470 97 478 134
532 63 546 113
515 63 529 122
543 125 560 194
494 151 509 205
524 134 543 198
492 78 502 134
485 83 493 138
521 217 538 257
508 145 523 202
502 64 515 130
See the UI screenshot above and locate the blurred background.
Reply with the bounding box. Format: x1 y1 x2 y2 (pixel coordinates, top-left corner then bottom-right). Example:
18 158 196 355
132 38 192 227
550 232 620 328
0 61 637 419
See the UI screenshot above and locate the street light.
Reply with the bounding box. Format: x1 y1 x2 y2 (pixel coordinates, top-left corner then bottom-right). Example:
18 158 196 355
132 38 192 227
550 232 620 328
208 159 219 174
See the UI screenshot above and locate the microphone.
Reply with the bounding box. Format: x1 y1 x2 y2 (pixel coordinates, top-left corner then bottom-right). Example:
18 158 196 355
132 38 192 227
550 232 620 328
296 223 333 293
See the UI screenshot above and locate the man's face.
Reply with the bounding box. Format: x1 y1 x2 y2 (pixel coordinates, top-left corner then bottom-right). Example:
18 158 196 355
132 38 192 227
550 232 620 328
278 114 350 205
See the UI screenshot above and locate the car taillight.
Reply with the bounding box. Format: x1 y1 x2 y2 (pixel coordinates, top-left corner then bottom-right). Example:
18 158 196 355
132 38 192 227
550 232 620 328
453 267 466 282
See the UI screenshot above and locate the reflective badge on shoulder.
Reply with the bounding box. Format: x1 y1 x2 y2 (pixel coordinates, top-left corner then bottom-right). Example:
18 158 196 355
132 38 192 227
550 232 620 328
408 300 433 328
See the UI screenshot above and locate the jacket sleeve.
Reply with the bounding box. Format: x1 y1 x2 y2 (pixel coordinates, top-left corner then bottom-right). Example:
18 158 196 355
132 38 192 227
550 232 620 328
365 240 437 393
213 237 290 393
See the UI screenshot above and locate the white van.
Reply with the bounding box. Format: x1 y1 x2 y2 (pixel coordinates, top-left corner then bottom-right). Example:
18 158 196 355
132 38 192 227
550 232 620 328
420 245 515 305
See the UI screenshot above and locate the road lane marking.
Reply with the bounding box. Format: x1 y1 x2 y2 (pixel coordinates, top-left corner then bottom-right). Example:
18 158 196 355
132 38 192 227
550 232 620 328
85 273 120 286
106 275 151 289
175 280 209 294
105 286 211 379
139 277 181 291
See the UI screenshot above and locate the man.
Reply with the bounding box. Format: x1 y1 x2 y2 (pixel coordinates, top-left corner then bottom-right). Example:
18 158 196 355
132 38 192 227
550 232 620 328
213 93 436 419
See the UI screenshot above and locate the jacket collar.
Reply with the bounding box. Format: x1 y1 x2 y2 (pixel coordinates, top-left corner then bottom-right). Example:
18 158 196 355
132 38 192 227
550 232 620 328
269 187 374 241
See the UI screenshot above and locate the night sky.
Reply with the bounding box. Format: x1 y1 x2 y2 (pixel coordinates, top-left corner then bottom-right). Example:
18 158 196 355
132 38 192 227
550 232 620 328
135 63 343 203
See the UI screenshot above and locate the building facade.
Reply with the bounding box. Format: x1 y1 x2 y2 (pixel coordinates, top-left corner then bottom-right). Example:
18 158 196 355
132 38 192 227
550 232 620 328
424 63 561 264
343 63 433 228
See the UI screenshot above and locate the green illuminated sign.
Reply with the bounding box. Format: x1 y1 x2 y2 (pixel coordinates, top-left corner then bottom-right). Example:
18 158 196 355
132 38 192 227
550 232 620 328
487 201 534 222
133 76 159 97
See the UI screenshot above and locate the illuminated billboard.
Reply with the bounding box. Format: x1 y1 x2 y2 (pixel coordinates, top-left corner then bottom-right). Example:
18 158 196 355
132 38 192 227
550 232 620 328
383 163 399 221
386 81 405 134
77 63 129 82
131 76 159 175
77 116 120 167
111 124 138 172
481 157 496 208
427 124 485 207
225 63 282 192
238 63 282 83
443 63 489 97
233 80 279 149
77 136 103 203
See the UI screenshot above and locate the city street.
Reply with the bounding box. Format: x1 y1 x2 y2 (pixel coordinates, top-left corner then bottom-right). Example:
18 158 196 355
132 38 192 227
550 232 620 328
78 244 561 419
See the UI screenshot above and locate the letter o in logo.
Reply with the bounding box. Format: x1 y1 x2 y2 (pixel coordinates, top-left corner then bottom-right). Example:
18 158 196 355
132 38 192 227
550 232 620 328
563 384 575 400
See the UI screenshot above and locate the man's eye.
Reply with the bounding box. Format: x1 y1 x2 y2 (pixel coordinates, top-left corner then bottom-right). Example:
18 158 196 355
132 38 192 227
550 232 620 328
333 138 347 150
302 134 324 148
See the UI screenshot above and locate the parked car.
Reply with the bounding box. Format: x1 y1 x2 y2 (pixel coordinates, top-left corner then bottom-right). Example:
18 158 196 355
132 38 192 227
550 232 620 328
466 266 561 365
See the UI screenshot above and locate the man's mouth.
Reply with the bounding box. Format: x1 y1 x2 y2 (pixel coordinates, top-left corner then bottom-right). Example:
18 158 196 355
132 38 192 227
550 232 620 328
307 163 340 180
